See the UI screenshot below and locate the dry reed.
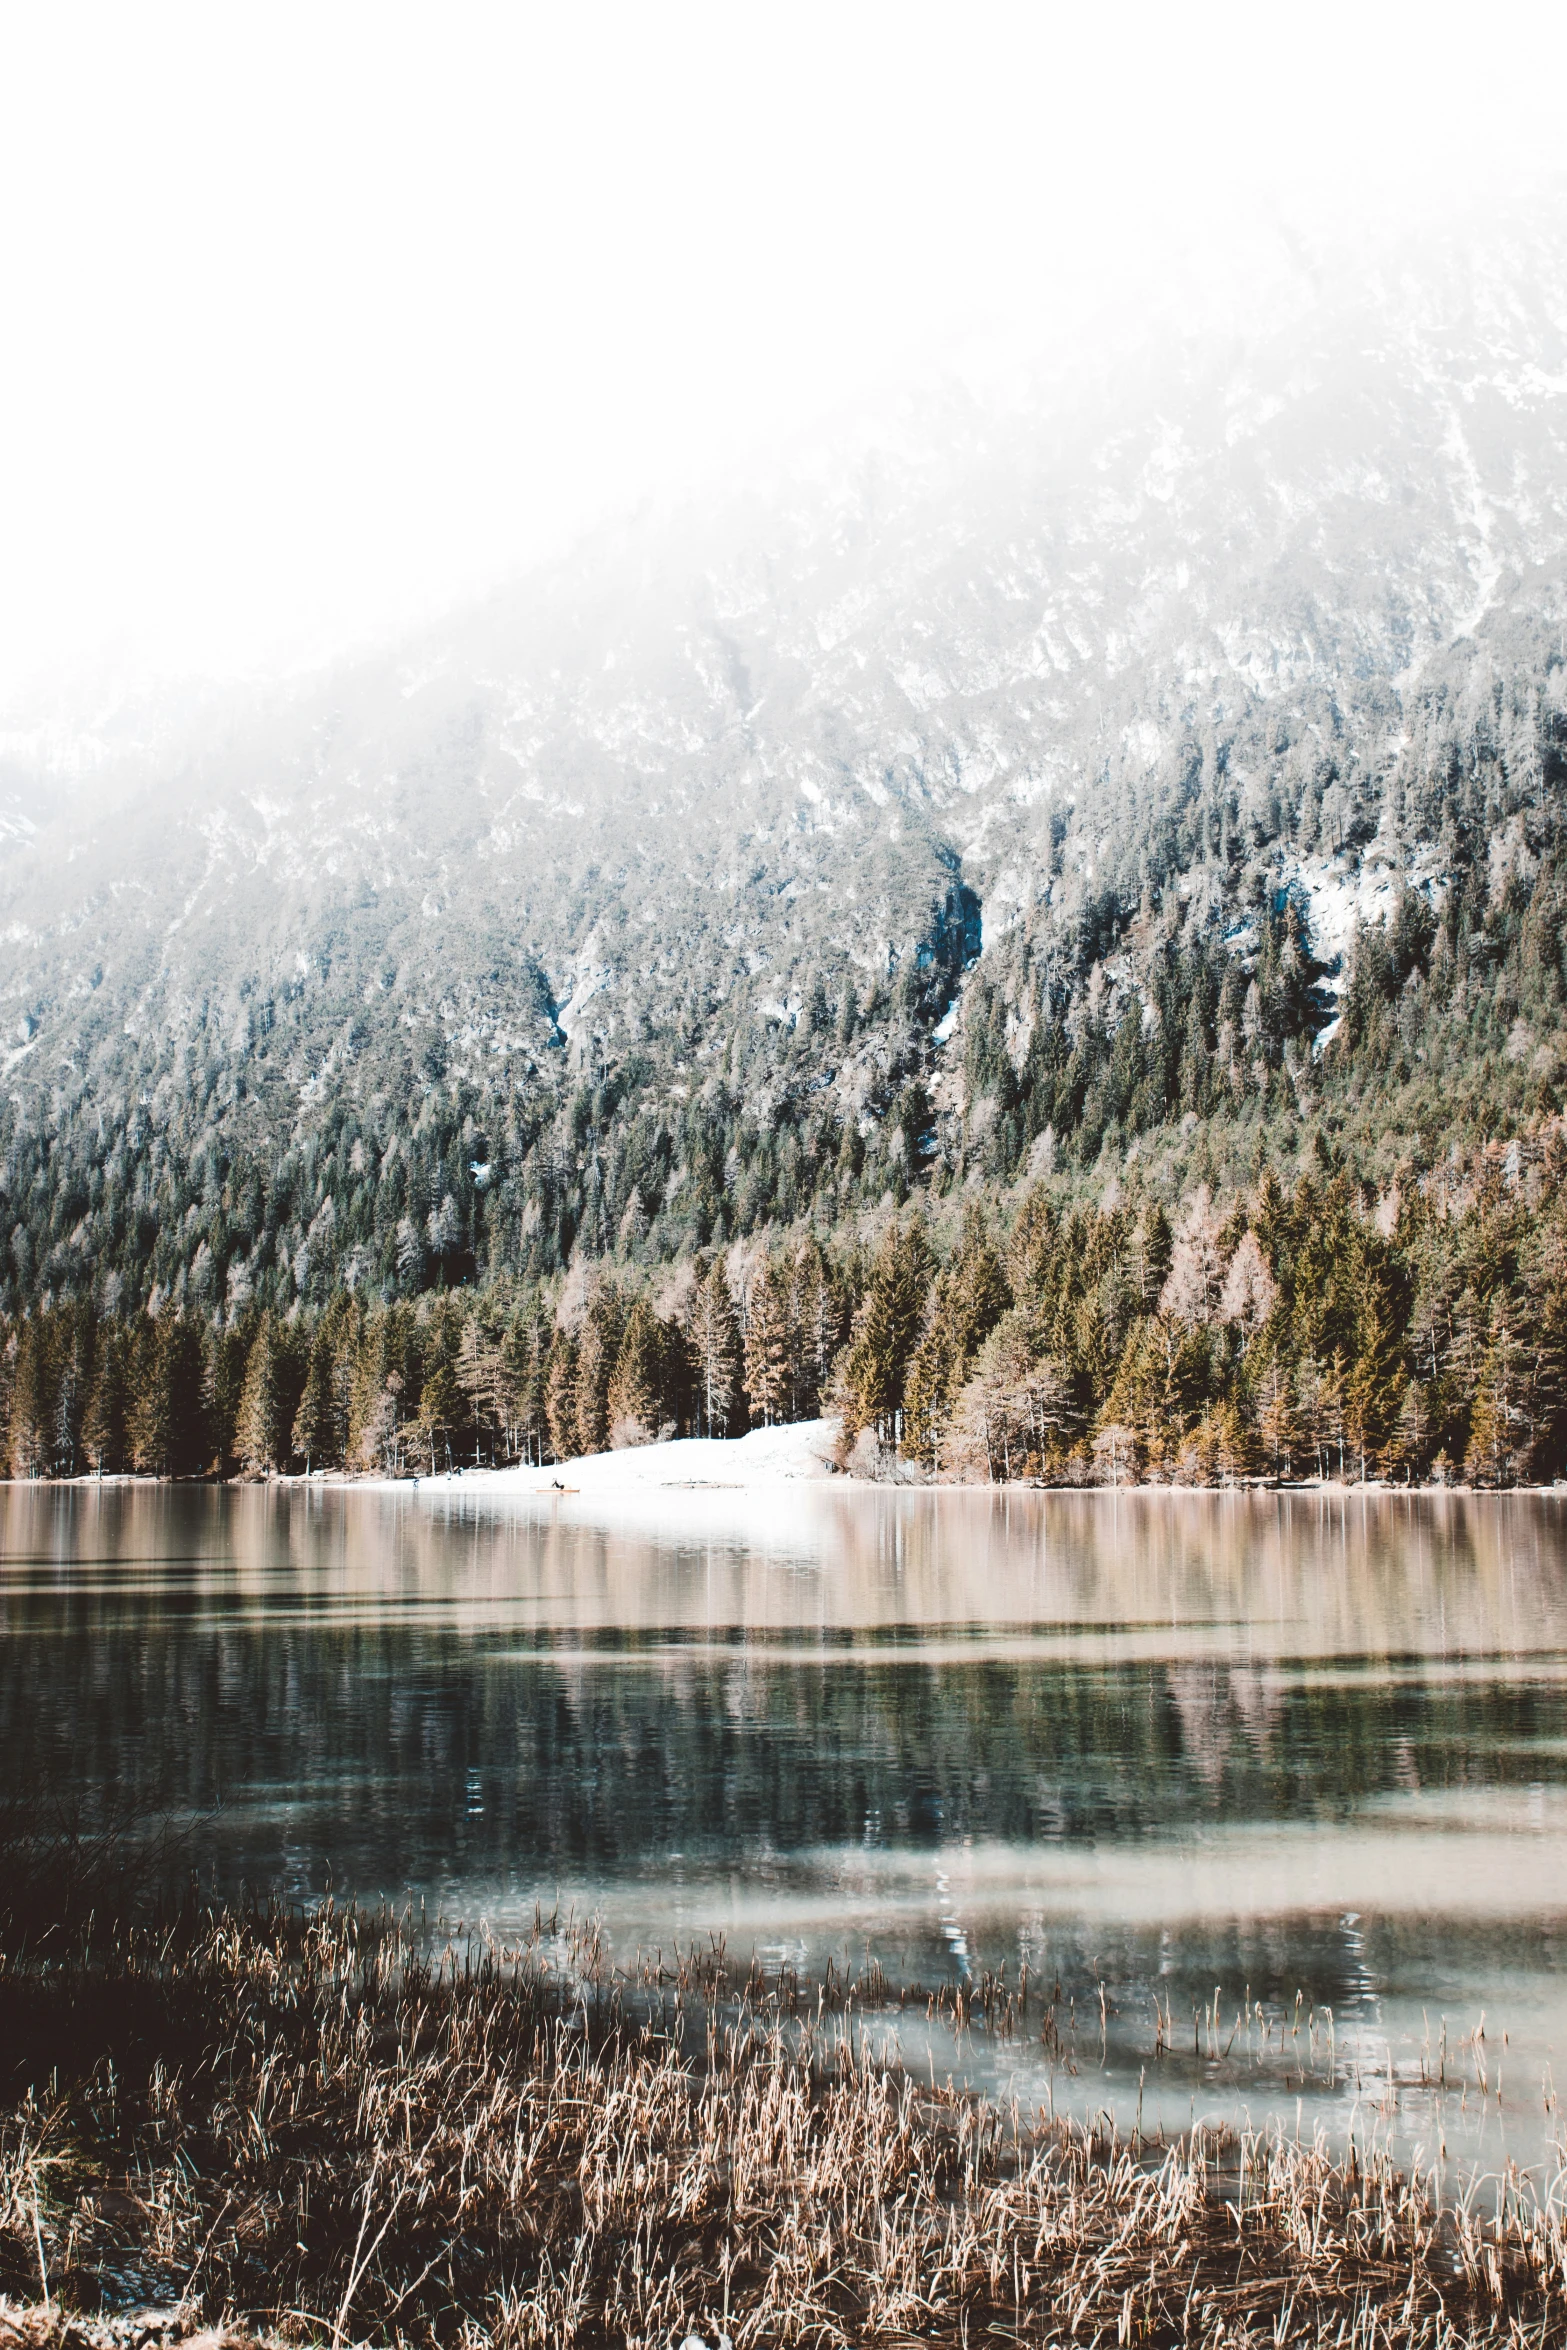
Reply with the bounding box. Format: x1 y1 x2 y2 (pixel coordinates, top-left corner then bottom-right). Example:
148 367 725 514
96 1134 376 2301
2 1902 1565 2347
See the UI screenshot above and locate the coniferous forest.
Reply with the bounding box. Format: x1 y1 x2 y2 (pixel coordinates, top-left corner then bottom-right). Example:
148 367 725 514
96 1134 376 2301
6 1121 1567 1485
6 630 1567 1485
7 247 1567 1488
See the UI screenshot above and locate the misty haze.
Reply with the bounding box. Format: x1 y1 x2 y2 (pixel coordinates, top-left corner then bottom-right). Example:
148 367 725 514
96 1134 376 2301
5 6 1567 2343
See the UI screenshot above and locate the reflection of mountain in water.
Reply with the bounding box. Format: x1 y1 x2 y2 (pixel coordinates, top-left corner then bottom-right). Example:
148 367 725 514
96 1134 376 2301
1 1485 1564 1903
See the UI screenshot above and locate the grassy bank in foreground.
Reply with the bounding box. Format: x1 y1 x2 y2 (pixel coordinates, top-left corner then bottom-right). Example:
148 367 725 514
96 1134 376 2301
2 1906 1565 2348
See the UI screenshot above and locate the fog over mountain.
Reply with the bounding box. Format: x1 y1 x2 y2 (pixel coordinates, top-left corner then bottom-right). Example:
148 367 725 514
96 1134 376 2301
3 213 1566 1316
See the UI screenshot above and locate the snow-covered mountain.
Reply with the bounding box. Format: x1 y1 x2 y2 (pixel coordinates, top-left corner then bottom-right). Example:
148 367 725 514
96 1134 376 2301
3 212 1567 1308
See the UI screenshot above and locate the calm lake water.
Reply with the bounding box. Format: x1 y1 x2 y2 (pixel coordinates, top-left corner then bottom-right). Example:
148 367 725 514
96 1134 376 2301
5 1478 1567 2178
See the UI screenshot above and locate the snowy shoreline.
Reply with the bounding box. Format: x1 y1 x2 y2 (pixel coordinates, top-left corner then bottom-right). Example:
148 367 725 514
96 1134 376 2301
384 1416 845 1496
7 1417 1566 1501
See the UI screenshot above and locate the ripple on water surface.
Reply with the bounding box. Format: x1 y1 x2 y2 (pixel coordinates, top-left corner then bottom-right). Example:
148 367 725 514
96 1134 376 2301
3 1479 1566 2175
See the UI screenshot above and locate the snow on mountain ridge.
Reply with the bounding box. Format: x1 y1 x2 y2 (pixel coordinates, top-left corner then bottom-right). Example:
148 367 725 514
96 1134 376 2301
1 219 1566 1165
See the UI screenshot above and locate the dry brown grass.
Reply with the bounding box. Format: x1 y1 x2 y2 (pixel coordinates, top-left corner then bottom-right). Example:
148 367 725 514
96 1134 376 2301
3 1903 1566 2347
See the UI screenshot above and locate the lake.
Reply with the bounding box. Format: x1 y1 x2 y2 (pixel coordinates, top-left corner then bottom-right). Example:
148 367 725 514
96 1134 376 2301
4 1478 1566 2179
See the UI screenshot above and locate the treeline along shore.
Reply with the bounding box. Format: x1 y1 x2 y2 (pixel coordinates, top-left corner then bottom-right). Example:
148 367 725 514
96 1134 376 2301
6 1130 1567 1488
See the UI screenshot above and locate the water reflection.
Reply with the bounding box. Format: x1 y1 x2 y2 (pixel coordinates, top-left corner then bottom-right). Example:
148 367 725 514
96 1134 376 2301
3 1480 1566 2173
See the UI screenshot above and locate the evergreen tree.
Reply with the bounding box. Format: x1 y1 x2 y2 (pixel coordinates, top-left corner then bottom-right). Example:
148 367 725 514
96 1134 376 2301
1207 1397 1260 1484
687 1262 740 1438
455 1313 509 1457
1253 1354 1296 1478
8 1318 53 1477
83 1324 133 1476
207 1324 252 1474
785 1239 840 1419
132 1313 210 1476
1464 1309 1540 1487
574 1284 625 1456
904 1219 1010 1470
417 1357 463 1473
950 1311 1078 1479
292 1332 340 1472
607 1298 663 1445
236 1312 292 1474
742 1258 792 1427
1385 1378 1433 1484
837 1217 936 1445
49 1307 92 1476
349 1310 412 1472
545 1332 580 1462
505 1301 555 1463
1345 1263 1407 1480
1130 1203 1173 1310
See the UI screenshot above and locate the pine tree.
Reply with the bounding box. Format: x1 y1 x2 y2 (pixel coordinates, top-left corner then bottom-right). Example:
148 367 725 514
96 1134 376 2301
8 1318 53 1476
1345 1265 1406 1480
903 1221 1010 1470
1099 1317 1179 1476
1207 1398 1260 1484
132 1313 210 1476
505 1301 555 1463
742 1258 792 1427
785 1239 840 1419
206 1324 252 1473
50 1307 91 1476
686 1261 740 1437
236 1313 291 1474
83 1325 133 1475
574 1285 625 1456
903 1317 962 1471
1254 1354 1296 1478
1385 1379 1433 1484
545 1333 580 1462
836 1217 935 1445
349 1311 406 1472
292 1332 340 1472
417 1357 463 1473
1130 1203 1173 1310
1465 1310 1537 1487
1523 1212 1567 1479
1323 1352 1349 1480
607 1298 663 1445
1292 1351 1345 1478
1444 1286 1487 1413
950 1312 1077 1480
455 1315 509 1456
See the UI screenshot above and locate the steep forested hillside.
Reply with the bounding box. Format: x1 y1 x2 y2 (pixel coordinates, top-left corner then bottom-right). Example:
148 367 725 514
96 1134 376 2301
2 219 1567 1482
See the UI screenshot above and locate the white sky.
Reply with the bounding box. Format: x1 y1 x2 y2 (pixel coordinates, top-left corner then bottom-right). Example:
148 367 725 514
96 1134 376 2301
0 0 1563 707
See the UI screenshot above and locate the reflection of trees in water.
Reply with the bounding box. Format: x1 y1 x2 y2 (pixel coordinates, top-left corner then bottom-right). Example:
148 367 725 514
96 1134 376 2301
1163 1665 1289 1786
3 1627 1565 1908
1 1485 1564 1907
0 1484 1554 1654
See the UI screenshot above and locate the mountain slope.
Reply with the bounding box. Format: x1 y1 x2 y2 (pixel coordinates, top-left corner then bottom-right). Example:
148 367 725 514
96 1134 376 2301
3 215 1567 1315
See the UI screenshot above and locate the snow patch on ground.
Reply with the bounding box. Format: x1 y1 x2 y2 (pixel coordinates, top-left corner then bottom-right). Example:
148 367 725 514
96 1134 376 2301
1280 841 1449 997
1290 849 1399 976
439 1418 842 1499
